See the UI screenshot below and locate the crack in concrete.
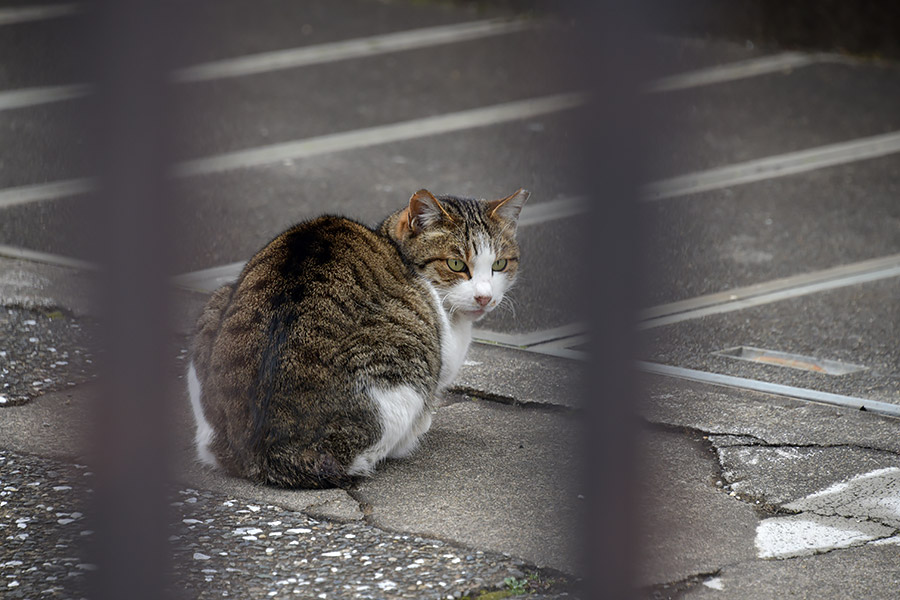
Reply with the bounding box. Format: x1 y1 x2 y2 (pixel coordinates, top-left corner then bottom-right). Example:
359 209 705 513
643 568 722 599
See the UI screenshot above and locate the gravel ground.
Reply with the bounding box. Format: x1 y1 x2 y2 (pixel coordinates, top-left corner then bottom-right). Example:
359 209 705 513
0 306 96 407
1 448 578 600
0 449 93 599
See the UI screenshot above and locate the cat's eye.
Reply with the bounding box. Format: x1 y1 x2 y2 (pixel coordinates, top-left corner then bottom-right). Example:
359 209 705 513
446 258 467 273
491 259 508 272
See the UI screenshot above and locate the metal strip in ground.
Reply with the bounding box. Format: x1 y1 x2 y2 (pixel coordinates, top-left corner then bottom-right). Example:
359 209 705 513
640 262 900 330
642 130 900 201
172 18 534 83
638 361 900 418
640 253 900 328
172 93 586 177
472 323 587 348
0 178 95 210
0 3 80 26
644 51 837 93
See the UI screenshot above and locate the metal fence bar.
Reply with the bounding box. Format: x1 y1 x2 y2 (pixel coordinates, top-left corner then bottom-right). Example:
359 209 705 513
86 2 192 599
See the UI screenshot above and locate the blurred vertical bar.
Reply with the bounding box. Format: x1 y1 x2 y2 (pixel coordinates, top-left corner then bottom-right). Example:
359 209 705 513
85 1 190 598
558 0 656 597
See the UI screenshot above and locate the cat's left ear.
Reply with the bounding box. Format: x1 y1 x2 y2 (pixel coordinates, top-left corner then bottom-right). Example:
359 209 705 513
407 189 454 234
487 189 530 228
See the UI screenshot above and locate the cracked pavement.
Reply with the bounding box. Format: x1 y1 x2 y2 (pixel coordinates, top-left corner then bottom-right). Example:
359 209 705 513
639 375 900 598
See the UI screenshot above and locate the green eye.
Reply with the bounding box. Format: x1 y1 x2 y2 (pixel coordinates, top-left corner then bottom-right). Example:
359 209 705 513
492 258 508 272
446 258 467 272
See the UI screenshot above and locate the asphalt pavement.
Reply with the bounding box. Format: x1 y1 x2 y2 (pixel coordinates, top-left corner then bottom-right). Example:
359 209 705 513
1 1 899 599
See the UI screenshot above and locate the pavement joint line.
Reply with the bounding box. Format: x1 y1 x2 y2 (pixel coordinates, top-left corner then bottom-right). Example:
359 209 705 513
644 51 844 93
172 18 535 83
641 130 900 201
171 93 587 177
0 3 81 26
638 361 900 418
640 259 900 329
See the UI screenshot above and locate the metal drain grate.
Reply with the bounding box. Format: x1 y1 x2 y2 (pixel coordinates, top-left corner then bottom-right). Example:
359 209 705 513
713 346 867 376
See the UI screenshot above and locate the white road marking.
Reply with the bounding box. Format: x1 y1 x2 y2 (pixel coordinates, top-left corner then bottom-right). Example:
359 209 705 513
0 178 95 210
756 467 900 559
0 84 91 111
639 361 900 417
645 51 841 93
0 93 585 208
171 260 245 292
642 130 900 201
640 253 900 329
0 3 80 26
516 196 587 227
0 244 96 271
0 18 531 111
172 18 534 83
172 93 586 177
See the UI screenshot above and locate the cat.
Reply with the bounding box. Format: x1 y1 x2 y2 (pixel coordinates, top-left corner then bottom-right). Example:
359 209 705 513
186 188 528 488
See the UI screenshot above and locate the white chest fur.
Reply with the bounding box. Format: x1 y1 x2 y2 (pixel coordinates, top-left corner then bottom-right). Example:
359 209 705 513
437 317 472 392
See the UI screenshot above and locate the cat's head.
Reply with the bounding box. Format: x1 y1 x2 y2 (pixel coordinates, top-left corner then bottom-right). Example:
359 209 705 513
384 188 529 322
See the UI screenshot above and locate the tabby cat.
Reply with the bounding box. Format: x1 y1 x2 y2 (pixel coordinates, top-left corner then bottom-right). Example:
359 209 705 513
187 188 528 488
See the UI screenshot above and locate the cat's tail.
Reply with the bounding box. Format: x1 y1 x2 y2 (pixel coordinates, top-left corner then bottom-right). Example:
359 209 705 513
262 445 352 489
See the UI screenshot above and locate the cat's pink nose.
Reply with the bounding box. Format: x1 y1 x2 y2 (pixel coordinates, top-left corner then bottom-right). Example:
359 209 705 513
474 295 492 307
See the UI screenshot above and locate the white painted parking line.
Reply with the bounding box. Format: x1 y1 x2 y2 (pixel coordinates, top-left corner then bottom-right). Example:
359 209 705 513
516 196 587 227
0 84 90 111
645 51 839 93
0 3 80 26
640 253 900 329
0 244 96 271
642 130 900 201
173 93 586 177
639 361 900 418
0 178 95 210
171 260 245 293
173 18 534 83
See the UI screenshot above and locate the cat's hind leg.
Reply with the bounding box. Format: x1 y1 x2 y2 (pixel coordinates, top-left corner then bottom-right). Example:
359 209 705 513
186 361 218 468
349 385 427 475
388 409 432 459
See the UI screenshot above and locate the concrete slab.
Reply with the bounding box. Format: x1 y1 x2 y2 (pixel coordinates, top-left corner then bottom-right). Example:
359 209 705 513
0 256 94 317
713 443 900 506
636 428 759 588
454 342 583 409
355 400 582 575
643 277 900 403
681 543 900 600
641 373 900 454
0 386 91 459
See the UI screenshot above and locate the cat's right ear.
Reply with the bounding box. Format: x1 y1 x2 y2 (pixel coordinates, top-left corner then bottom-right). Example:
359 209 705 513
399 189 453 237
